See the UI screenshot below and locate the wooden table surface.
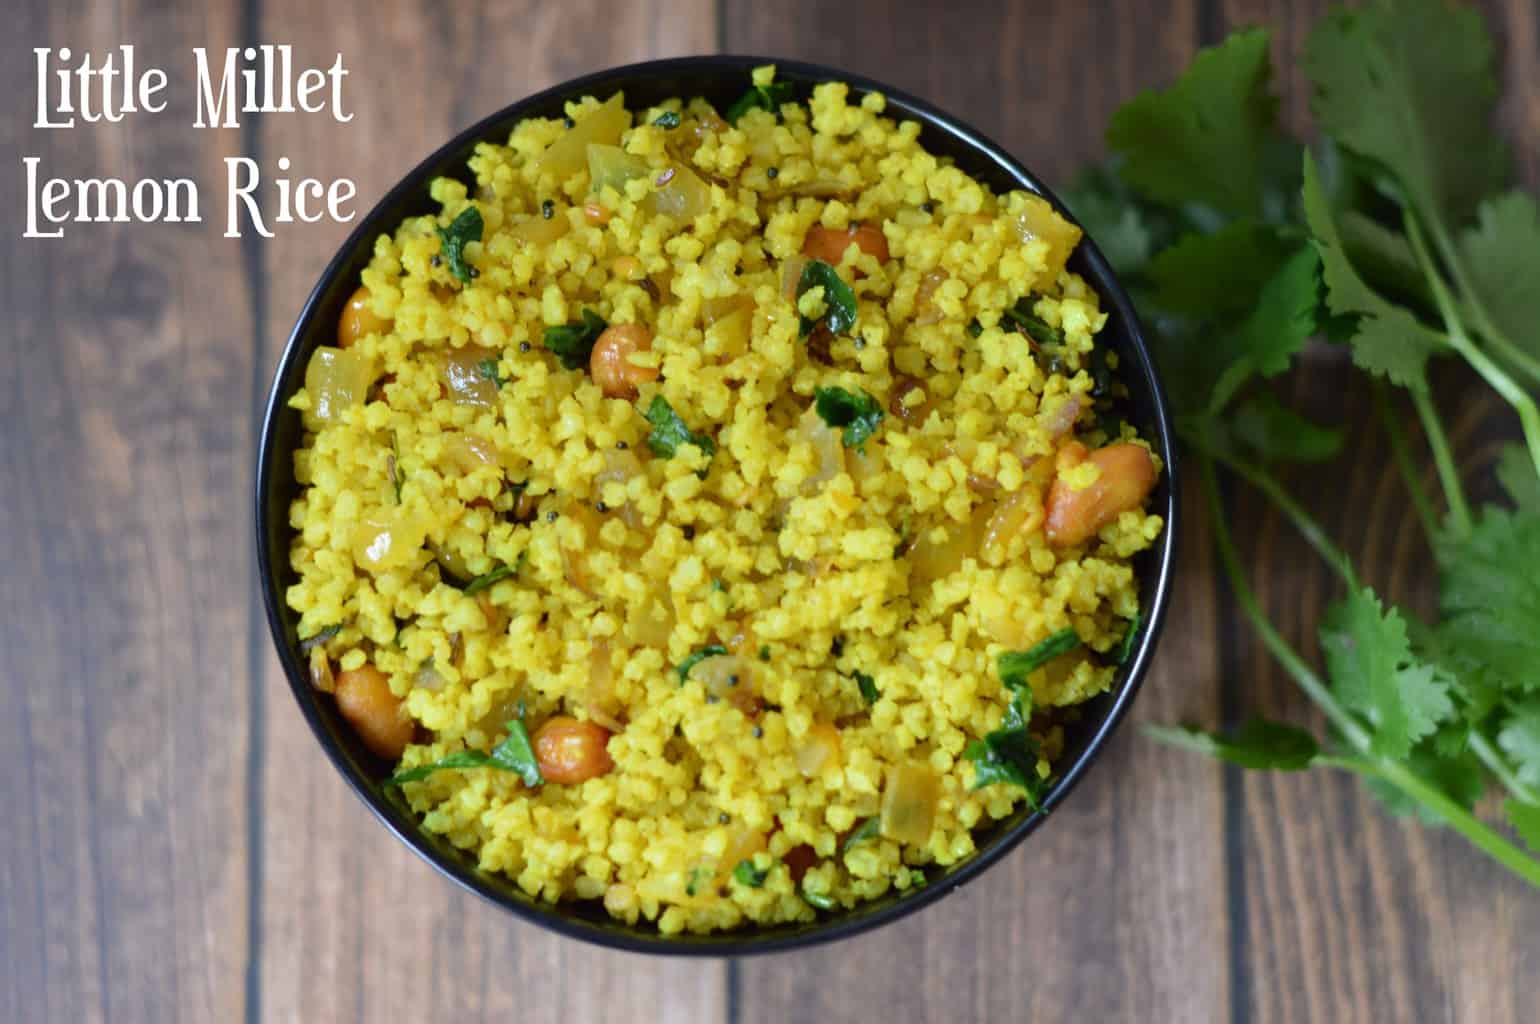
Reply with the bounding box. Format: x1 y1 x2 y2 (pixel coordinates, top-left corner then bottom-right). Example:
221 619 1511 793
5 1 1538 1021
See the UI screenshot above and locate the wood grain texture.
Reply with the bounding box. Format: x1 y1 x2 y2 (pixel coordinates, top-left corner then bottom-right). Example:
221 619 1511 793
0 3 255 1022
1213 3 1540 1022
248 3 721 1022
724 3 1233 1021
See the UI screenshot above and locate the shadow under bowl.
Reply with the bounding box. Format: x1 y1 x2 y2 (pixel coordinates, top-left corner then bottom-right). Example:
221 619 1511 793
255 54 1180 956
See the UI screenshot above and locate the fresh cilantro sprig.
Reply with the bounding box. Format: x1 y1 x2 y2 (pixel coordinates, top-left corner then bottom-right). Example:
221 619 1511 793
1076 5 1540 888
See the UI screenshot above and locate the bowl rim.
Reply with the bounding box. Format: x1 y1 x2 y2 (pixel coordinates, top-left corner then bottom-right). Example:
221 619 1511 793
256 52 1179 956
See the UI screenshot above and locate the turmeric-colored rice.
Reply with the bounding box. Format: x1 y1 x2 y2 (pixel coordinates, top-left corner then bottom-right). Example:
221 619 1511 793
285 66 1164 934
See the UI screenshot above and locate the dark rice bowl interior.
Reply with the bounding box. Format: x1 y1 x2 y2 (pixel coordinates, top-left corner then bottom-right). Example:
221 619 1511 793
256 55 1179 954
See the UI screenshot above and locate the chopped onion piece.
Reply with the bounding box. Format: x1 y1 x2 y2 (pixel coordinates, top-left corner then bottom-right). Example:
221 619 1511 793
308 646 335 693
880 761 939 845
644 161 712 222
1012 195 1082 279
351 511 428 573
509 213 570 246
587 143 650 195
797 722 842 777
303 346 377 429
538 93 630 180
438 345 500 408
795 405 845 494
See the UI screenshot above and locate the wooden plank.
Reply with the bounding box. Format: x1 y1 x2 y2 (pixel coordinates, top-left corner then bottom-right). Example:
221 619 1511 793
0 3 254 1022
251 3 722 1022
1214 2 1540 1021
723 3 1233 1021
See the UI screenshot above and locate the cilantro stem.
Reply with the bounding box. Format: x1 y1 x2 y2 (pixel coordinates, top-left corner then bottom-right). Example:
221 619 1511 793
1205 449 1540 888
1405 211 1540 485
1408 386 1472 538
1470 731 1540 809
1216 453 1355 583
1199 456 1370 750
1371 380 1441 546
1423 213 1540 391
1328 755 1540 889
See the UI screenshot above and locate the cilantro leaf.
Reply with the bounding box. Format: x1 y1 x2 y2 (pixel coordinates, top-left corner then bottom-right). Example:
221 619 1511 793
1106 28 1281 218
842 816 880 851
1060 163 1160 275
1144 718 1321 771
1365 734 1486 825
1437 507 1540 698
998 628 1081 689
1320 585 1454 759
1229 391 1344 464
1304 0 1507 228
1508 800 1540 854
725 81 796 124
386 718 543 787
1302 152 1446 392
463 563 517 595
644 395 716 470
1497 700 1540 788
676 644 728 684
852 670 879 704
436 207 484 284
1496 443 1540 512
796 259 858 338
964 688 1047 805
1207 245 1323 411
1144 220 1296 318
732 859 769 887
813 387 883 450
542 308 608 370
1456 191 1540 375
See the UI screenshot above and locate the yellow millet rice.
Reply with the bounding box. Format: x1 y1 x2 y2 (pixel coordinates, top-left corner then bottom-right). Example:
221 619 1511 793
285 68 1164 934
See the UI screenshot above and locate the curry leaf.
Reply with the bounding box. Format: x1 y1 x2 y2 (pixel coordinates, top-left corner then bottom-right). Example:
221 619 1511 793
796 259 858 337
813 387 884 450
542 308 608 370
436 207 484 284
644 395 716 470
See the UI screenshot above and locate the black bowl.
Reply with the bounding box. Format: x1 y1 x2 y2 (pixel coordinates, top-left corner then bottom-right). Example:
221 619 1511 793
256 54 1179 955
